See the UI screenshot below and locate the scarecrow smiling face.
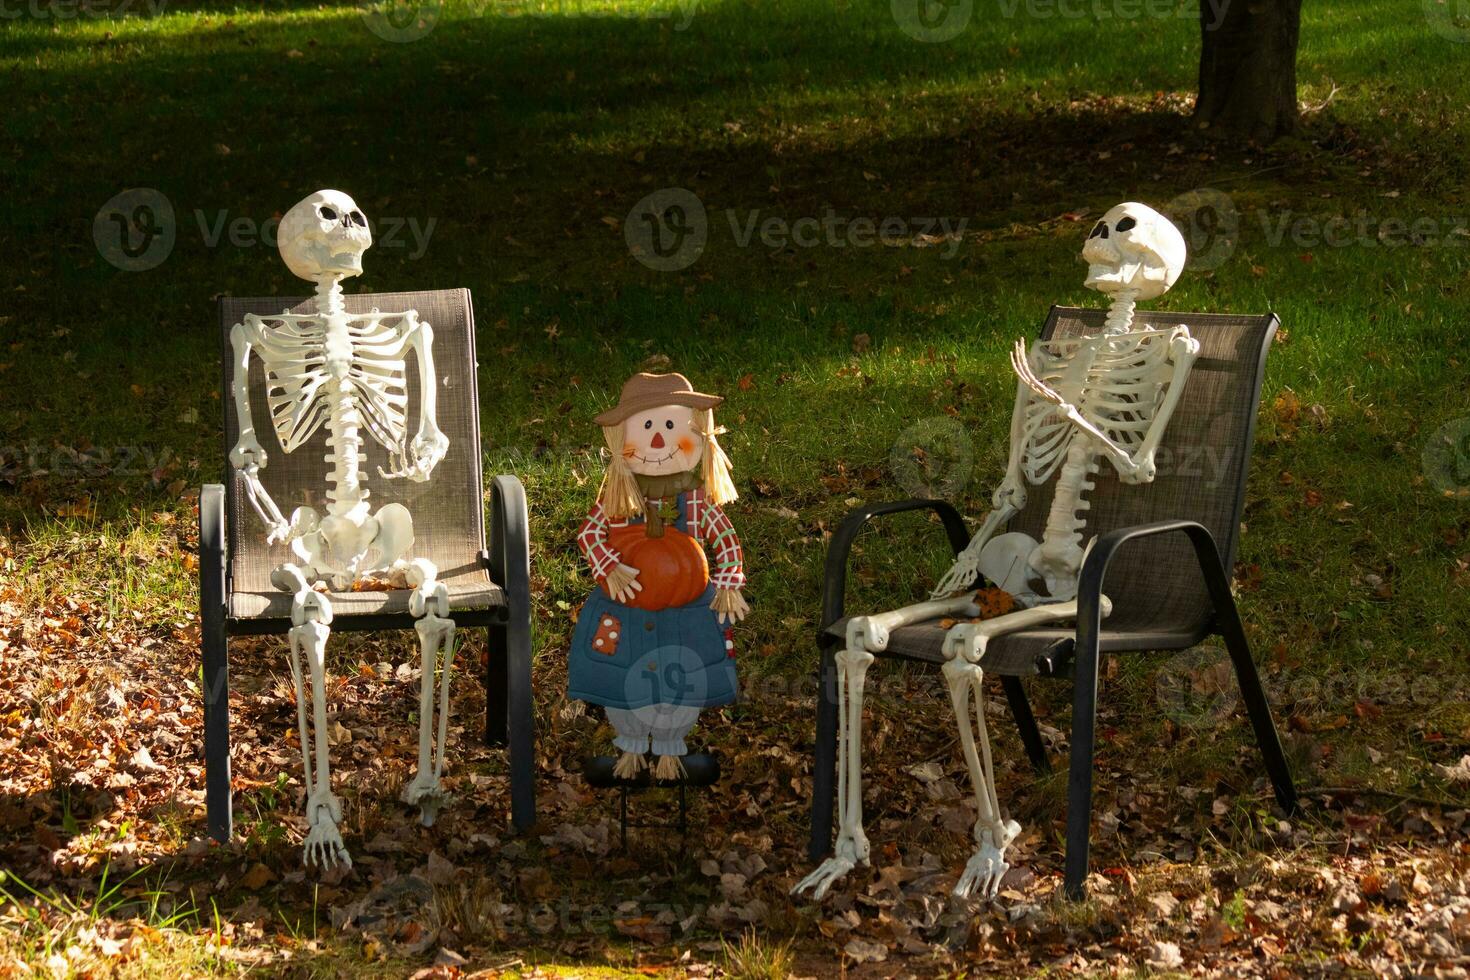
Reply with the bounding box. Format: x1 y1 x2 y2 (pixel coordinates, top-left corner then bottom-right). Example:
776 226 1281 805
622 405 704 477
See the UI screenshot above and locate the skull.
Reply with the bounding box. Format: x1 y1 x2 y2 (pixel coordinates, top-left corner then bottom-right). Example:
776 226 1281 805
1081 202 1186 301
277 190 372 283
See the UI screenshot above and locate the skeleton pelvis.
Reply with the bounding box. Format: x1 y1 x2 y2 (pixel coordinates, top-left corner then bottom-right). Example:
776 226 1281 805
286 503 415 584
978 532 1043 599
977 531 1083 604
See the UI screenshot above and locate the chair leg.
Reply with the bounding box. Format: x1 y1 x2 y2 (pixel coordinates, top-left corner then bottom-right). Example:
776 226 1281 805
202 611 232 844
1063 638 1102 900
1002 676 1050 773
485 623 508 747
1216 616 1298 815
807 642 840 862
505 605 536 834
199 484 231 844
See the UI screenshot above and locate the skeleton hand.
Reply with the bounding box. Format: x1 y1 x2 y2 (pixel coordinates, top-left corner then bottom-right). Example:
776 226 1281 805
711 587 749 624
1010 339 1069 411
602 563 643 604
230 432 268 471
378 426 449 482
953 818 1020 901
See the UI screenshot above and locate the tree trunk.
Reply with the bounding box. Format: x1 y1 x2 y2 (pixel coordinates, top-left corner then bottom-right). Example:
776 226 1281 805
1193 0 1302 142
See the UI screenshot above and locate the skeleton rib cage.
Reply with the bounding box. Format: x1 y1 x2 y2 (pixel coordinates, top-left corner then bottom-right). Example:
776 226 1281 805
243 309 416 462
1017 327 1183 484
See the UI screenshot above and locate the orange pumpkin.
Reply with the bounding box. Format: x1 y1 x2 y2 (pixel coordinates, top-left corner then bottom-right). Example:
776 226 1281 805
604 524 709 611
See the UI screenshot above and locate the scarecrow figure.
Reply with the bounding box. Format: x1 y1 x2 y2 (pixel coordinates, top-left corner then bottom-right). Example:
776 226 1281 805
570 372 748 781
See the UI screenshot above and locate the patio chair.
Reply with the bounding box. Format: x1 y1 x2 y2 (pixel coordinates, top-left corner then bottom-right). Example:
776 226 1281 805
198 288 535 845
807 306 1298 899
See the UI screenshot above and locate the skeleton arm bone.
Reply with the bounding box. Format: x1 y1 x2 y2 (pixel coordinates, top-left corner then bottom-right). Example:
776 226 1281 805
378 312 448 482
229 318 291 543
1010 340 1141 475
930 370 1037 599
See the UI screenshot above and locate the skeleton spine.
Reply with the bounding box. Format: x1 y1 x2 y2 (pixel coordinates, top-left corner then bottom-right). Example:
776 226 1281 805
1103 288 1139 335
1039 440 1099 576
317 277 366 516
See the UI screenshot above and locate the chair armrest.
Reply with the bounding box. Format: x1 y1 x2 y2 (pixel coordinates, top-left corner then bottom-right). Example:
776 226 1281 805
821 498 970 631
486 475 530 597
1073 519 1230 651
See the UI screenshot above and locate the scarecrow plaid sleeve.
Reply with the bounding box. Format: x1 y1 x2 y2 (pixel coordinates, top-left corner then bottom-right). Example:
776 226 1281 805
690 490 746 590
576 502 621 581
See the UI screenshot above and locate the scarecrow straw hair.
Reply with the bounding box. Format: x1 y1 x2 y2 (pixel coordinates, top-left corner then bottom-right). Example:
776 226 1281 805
597 408 737 518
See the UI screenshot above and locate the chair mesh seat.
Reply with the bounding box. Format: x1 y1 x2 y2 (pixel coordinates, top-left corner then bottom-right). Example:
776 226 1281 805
219 289 487 622
825 609 1207 675
229 569 504 620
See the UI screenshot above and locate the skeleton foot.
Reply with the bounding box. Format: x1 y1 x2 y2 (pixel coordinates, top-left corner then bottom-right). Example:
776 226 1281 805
793 827 869 900
954 819 1020 900
400 772 450 827
303 791 352 869
652 754 685 781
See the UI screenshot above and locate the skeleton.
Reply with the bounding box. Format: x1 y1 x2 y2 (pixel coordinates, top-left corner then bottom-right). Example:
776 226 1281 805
229 190 457 869
794 203 1198 902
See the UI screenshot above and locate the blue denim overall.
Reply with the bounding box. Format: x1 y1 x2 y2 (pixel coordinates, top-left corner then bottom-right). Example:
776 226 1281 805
568 493 738 710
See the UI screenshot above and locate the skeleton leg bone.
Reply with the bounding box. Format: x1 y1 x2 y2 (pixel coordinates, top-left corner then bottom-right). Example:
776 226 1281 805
792 645 874 900
939 595 1113 899
942 656 1018 900
287 589 351 870
793 596 980 900
402 570 455 826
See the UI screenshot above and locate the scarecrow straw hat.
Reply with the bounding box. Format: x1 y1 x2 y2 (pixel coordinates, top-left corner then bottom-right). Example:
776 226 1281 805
594 372 723 426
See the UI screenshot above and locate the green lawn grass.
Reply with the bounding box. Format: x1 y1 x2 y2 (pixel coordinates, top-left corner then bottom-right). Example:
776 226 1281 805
3 0 1470 972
